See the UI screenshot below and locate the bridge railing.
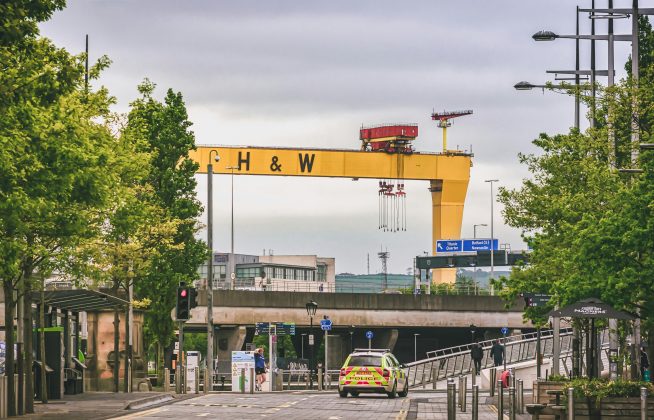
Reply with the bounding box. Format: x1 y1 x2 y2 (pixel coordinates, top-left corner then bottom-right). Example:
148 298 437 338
212 278 493 295
424 328 573 360
404 328 586 388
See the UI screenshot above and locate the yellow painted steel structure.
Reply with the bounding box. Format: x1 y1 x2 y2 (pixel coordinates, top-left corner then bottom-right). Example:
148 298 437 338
189 146 472 284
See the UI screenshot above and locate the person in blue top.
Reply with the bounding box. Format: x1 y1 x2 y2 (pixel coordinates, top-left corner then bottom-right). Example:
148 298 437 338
254 348 266 391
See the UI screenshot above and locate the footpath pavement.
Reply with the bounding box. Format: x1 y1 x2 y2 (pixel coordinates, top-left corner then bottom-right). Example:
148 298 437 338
21 391 199 419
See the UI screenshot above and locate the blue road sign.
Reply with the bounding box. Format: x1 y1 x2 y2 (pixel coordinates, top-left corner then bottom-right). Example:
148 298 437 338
365 331 374 340
501 327 509 336
320 319 332 331
436 240 462 253
462 239 499 252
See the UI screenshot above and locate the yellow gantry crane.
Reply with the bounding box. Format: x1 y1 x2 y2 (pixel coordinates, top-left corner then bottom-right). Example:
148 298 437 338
189 132 472 284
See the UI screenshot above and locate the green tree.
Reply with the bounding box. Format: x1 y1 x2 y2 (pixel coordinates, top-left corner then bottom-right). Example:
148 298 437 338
123 81 208 379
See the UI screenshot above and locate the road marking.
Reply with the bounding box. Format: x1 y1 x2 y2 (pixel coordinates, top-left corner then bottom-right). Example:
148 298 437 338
196 414 210 417
112 407 167 419
328 417 342 419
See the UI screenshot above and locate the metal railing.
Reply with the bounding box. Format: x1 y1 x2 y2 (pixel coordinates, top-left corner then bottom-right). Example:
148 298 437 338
407 328 611 389
211 278 493 295
405 329 582 389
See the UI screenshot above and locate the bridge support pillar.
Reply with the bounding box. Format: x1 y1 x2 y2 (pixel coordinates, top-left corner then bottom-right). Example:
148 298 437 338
375 329 399 352
216 326 247 363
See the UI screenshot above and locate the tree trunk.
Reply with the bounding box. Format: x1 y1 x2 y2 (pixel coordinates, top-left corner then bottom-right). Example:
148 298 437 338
23 276 34 413
39 285 48 403
123 306 129 393
3 280 16 416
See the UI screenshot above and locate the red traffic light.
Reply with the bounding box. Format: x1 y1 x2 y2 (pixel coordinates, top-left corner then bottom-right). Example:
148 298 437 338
180 289 187 297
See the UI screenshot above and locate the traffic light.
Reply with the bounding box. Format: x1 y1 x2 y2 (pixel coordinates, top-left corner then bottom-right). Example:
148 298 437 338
189 287 199 309
176 285 190 320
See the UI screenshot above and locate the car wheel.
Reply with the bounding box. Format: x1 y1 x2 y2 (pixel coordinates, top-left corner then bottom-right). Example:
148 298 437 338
339 389 348 398
350 391 359 397
386 381 397 399
398 381 409 398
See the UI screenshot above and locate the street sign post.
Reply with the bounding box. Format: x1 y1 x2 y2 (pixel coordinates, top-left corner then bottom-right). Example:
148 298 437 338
520 293 552 308
320 319 332 331
366 331 373 349
255 322 296 336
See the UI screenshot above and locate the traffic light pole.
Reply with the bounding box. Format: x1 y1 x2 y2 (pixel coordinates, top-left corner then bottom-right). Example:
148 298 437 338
206 155 215 394
178 321 184 394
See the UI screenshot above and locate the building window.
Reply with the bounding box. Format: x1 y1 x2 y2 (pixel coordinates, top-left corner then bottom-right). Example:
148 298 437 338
317 264 327 282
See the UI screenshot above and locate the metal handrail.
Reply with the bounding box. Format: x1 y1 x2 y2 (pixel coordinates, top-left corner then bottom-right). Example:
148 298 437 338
425 328 573 359
404 328 591 389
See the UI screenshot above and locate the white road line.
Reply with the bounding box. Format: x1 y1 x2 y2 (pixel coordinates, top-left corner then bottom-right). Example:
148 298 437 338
112 407 167 419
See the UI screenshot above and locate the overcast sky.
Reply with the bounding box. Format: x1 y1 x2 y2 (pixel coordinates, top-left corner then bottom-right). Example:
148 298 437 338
40 1 639 274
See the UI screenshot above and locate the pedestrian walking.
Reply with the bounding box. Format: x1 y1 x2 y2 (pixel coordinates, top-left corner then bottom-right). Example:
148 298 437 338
641 346 650 381
255 348 267 391
470 343 483 374
489 339 504 367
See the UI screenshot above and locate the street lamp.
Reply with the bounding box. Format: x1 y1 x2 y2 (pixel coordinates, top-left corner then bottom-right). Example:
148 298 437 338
484 179 499 295
414 333 420 362
349 325 356 353
206 149 219 393
226 165 238 288
473 224 487 239
305 300 318 389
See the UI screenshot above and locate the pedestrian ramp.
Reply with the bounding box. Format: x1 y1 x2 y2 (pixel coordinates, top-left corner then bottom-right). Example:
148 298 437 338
404 328 610 389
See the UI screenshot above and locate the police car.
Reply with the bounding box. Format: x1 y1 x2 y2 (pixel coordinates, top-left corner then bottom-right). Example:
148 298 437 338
338 348 408 398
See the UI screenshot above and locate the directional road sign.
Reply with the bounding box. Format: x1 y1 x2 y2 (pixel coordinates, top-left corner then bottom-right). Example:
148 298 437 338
366 331 374 340
501 327 509 336
436 240 462 253
255 322 296 336
320 319 332 331
462 239 499 252
520 292 552 308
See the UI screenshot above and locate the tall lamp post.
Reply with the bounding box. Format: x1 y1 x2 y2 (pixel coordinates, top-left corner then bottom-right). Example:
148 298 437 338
414 333 420 362
473 224 487 239
484 179 499 295
305 300 318 389
206 150 219 393
349 325 356 353
226 165 238 288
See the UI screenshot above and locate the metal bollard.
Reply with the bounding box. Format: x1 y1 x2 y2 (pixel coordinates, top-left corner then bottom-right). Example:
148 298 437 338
641 386 648 420
472 384 479 420
447 379 456 420
497 379 504 420
0 375 6 419
195 368 200 394
249 368 255 394
461 375 467 412
568 387 575 420
164 368 170 393
517 379 524 414
509 386 516 420
490 368 496 397
240 368 246 393
306 371 310 390
432 365 438 390
318 367 323 391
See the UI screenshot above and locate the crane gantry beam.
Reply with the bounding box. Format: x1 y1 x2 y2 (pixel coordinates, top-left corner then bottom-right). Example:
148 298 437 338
189 145 473 284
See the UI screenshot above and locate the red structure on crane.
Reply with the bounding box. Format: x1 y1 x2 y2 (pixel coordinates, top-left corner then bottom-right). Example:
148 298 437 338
431 109 473 152
360 123 418 154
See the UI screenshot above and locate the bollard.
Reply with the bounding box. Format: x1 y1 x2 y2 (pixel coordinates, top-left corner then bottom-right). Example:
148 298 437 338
249 368 255 394
318 367 323 391
306 371 310 390
432 365 438 390
509 386 516 420
490 368 496 397
472 384 479 420
164 368 170 392
461 375 467 412
641 386 648 420
195 368 200 394
0 375 6 419
517 379 524 414
447 379 456 420
568 387 575 420
497 379 504 420
287 371 292 390
240 368 246 393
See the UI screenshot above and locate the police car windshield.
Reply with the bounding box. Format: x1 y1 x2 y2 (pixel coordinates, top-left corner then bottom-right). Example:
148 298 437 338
348 355 382 367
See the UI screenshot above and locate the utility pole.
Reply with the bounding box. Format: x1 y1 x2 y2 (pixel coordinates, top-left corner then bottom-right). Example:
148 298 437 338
206 150 219 393
485 179 499 295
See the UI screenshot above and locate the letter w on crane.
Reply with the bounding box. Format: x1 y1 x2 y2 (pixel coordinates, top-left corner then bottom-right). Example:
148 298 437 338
299 153 315 173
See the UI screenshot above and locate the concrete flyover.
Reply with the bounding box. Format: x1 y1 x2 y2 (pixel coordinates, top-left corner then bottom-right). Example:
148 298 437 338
188 290 530 329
